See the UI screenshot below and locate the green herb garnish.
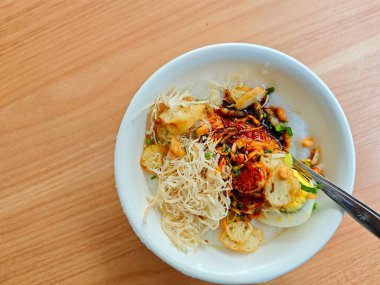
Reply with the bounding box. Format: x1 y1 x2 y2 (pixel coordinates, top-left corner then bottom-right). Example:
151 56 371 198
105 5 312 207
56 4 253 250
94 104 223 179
226 211 237 223
266 87 275 95
145 137 153 145
150 175 157 180
312 202 318 211
275 125 286 132
286 126 293 136
264 149 272 153
205 151 213 159
232 166 241 177
301 183 317 193
315 182 323 189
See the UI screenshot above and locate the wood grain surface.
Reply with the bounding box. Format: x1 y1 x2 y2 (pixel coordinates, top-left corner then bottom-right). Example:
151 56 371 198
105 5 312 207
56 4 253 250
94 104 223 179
1 1 379 284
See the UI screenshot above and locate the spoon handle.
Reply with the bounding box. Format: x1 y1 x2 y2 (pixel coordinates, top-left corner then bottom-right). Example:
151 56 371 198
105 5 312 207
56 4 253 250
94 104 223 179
293 158 380 238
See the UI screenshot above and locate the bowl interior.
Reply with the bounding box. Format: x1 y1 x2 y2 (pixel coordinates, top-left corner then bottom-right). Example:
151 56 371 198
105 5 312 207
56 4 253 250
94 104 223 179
115 44 355 284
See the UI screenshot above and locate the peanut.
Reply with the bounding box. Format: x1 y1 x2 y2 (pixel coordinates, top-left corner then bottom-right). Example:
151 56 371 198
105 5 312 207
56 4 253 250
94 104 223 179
184 96 194 101
312 166 323 175
195 124 209 137
169 137 184 158
236 138 249 149
276 107 287 122
235 153 245 165
247 151 257 161
302 137 314 148
231 142 237 153
278 165 291 179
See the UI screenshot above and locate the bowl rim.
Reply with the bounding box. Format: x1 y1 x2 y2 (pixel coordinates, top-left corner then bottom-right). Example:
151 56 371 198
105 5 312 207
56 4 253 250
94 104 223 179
114 43 356 284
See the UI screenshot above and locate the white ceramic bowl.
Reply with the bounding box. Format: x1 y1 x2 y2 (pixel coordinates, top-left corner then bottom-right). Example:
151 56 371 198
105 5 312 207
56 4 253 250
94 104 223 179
114 44 355 284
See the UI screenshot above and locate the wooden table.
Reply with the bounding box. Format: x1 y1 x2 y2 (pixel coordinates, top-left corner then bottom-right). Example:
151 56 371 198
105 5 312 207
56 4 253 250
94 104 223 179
1 1 379 284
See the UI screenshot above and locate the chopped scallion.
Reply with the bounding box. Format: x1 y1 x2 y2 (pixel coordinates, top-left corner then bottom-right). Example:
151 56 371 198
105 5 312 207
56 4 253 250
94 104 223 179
145 137 153 145
315 182 323 189
150 175 157 180
275 125 286 132
226 211 237 223
232 166 241 177
264 149 272 153
286 126 293 136
205 151 213 159
312 202 318 211
266 87 275 95
301 183 317 193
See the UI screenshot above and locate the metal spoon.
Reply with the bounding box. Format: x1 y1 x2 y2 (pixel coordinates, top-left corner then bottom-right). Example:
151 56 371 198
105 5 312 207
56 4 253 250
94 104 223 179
292 157 380 238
